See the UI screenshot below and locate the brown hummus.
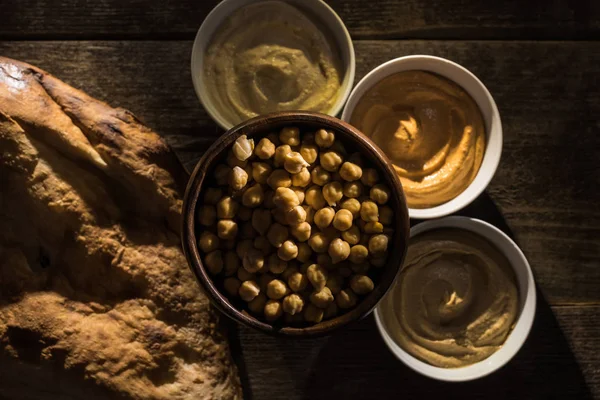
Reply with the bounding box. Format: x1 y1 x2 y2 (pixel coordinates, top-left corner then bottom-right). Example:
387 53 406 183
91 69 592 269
380 229 519 368
349 71 485 208
204 1 343 125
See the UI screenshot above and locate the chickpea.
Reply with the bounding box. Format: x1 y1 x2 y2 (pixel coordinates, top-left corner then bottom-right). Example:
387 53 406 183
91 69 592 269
307 264 328 291
288 271 309 292
223 251 240 276
343 181 363 198
330 140 347 156
300 143 318 164
341 225 361 245
322 182 343 206
308 232 331 253
351 262 370 274
284 152 309 174
235 239 254 259
302 132 315 144
266 279 288 300
310 287 334 308
267 223 289 248
315 129 335 148
243 163 254 184
242 184 264 208
232 135 254 161
292 186 305 204
251 162 272 184
239 206 253 222
266 132 280 145
263 190 275 208
361 168 379 187
296 242 313 263
336 288 358 309
279 126 300 146
216 196 238 219
253 236 272 255
223 277 242 297
217 220 238 240
339 266 352 278
281 264 299 281
273 187 300 210
370 184 391 205
328 238 350 264
340 198 361 218
304 304 324 323
248 293 267 314
204 250 223 275
243 248 264 273
303 205 315 224
316 253 333 270
215 164 231 186
320 151 343 172
267 169 292 189
258 273 275 292
379 206 393 226
369 234 389 257
290 222 311 243
198 231 220 253
292 167 311 187
274 144 292 167
264 300 283 321
324 302 338 319
239 280 260 302
364 221 384 234
360 200 379 222
255 138 276 160
272 208 288 226
370 256 387 268
197 205 217 226
311 166 331 186
350 275 375 295
278 240 298 261
314 207 335 229
203 187 223 205
282 294 304 315
250 209 271 236
332 209 353 231
326 273 344 295
226 150 247 169
285 205 306 225
237 266 255 282
339 162 363 182
305 185 327 210
348 245 369 264
267 253 287 274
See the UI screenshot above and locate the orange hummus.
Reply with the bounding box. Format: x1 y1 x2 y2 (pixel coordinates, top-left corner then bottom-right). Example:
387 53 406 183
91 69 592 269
350 71 485 208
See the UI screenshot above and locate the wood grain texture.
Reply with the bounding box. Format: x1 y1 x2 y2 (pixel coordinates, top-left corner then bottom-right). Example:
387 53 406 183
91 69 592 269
1 40 597 305
0 0 599 40
233 301 600 399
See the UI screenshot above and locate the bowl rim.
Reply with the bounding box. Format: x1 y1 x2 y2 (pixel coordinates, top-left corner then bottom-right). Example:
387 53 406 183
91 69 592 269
191 0 356 130
341 55 503 219
181 111 410 337
374 216 537 381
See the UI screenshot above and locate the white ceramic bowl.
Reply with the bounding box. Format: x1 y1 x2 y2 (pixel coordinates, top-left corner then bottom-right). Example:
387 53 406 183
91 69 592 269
191 0 356 130
341 55 502 219
374 216 536 382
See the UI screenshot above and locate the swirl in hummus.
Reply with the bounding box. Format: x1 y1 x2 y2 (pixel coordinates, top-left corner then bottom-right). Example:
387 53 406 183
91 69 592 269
203 1 343 125
349 71 485 208
380 229 519 368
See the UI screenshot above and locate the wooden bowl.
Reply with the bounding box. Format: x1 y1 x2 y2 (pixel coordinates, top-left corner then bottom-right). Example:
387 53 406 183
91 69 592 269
181 111 410 337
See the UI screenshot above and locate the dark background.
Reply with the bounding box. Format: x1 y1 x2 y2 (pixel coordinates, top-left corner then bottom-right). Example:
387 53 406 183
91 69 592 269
1 0 599 398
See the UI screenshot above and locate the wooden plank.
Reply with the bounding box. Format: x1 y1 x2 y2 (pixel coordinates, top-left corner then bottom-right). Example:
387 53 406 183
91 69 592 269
235 303 600 399
0 0 599 40
0 40 598 305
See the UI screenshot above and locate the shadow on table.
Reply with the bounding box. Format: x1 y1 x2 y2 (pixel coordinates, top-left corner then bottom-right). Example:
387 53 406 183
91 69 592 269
297 192 593 400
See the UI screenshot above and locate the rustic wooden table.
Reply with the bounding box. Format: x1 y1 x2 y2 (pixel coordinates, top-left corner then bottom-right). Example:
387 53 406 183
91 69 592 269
2 1 599 398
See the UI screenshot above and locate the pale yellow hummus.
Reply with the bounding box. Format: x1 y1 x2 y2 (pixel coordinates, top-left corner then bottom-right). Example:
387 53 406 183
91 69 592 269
204 1 343 125
350 71 485 208
380 229 519 368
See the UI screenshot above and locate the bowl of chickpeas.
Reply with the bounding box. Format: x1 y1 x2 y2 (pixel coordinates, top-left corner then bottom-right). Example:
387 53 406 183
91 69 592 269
181 111 409 336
